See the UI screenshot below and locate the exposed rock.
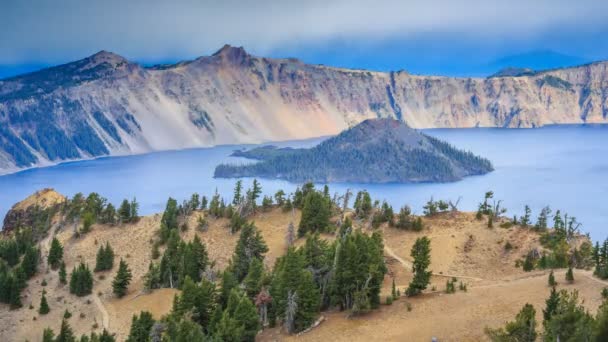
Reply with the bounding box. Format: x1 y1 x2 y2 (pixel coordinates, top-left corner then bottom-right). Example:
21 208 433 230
2 188 65 233
1 45 608 174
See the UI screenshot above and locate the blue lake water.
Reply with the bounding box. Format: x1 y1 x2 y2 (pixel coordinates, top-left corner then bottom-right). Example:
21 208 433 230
1 125 607 240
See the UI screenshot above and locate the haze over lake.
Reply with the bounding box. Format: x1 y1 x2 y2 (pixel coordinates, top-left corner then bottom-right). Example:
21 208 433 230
1 125 607 240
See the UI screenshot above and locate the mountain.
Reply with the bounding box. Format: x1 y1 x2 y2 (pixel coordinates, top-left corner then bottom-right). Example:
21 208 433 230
487 50 589 72
214 119 493 183
1 45 608 174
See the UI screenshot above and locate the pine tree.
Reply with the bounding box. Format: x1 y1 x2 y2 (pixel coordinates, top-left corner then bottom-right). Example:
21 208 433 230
112 259 133 298
233 180 243 206
566 267 574 283
39 289 50 314
406 237 432 296
251 179 262 207
59 261 67 284
485 303 537 342
232 290 261 342
548 270 557 287
69 263 93 296
42 328 55 342
521 205 531 227
126 311 155 342
21 245 39 278
298 191 330 237
522 253 535 272
244 258 264 299
274 190 286 206
219 269 239 309
160 198 179 242
95 242 115 272
55 319 76 342
119 199 131 223
232 223 268 282
130 197 139 221
48 237 63 269
270 247 320 333
543 286 559 329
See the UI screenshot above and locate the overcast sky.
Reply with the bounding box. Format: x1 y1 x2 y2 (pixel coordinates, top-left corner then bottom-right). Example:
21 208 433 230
1 0 608 75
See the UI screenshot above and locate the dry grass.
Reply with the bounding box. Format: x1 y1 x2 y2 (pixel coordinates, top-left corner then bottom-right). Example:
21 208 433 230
0 196 604 342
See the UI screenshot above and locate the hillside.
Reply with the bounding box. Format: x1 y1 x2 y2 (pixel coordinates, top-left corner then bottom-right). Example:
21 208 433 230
1 45 608 174
214 119 493 183
0 187 604 341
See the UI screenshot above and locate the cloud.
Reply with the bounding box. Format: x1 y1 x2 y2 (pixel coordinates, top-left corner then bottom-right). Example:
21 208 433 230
1 0 607 64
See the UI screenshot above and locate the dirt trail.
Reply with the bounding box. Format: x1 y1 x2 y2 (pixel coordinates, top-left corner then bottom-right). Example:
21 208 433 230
383 245 484 281
93 294 110 330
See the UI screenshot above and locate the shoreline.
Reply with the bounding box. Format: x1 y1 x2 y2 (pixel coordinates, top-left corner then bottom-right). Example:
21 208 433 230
2 123 606 178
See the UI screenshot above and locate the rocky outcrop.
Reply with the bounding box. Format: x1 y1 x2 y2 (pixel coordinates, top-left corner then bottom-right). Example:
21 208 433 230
2 188 65 234
1 45 607 174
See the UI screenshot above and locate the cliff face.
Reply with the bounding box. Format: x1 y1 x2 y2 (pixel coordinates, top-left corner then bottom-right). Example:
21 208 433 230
1 44 607 173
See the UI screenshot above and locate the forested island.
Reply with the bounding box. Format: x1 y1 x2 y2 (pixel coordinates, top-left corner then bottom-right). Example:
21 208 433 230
215 119 494 183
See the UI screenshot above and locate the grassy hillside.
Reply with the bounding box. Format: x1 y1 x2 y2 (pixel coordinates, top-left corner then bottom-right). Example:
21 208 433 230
0 183 604 341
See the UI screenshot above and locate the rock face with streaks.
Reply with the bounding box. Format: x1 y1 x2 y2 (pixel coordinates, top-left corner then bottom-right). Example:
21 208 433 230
1 44 607 173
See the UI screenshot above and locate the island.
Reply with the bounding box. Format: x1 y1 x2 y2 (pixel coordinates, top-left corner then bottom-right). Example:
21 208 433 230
214 118 494 183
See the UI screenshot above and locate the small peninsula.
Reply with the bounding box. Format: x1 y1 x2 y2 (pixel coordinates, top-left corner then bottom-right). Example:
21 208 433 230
214 118 494 183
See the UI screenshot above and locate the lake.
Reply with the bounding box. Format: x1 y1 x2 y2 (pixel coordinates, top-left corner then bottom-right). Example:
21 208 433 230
1 125 607 240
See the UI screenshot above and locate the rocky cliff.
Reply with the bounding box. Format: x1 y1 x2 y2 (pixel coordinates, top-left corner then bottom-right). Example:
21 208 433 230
1 44 607 173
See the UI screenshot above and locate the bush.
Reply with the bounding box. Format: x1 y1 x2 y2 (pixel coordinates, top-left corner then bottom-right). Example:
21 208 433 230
385 296 393 305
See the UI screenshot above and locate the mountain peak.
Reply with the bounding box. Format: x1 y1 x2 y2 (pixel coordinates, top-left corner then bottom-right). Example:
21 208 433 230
86 50 129 67
212 44 250 64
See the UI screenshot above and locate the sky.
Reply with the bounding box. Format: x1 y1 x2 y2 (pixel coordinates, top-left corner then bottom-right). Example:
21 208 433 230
1 0 608 77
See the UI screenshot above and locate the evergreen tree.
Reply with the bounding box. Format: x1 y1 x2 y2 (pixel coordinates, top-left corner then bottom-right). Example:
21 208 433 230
126 311 155 342
59 261 67 284
522 253 535 272
42 328 55 342
232 223 268 282
101 203 117 225
21 245 39 278
521 205 531 227
548 270 557 287
544 290 594 341
406 237 432 296
274 190 286 206
95 242 115 272
160 198 179 242
566 267 574 283
270 248 320 333
69 263 93 296
244 258 264 299
119 199 131 223
233 180 243 206
485 303 536 342
200 196 208 210
595 299 608 342
543 286 560 330
298 191 331 237
130 197 139 221
173 276 216 331
251 179 262 207
112 259 133 298
165 317 205 342
48 237 63 269
353 190 373 218
232 290 260 342
39 289 50 314
219 270 238 309
55 319 76 342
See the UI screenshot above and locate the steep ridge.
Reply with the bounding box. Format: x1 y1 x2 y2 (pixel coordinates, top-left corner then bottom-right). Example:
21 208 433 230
1 44 607 173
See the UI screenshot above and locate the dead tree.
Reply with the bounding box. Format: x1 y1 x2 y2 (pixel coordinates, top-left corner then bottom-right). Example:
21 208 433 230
285 290 299 334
